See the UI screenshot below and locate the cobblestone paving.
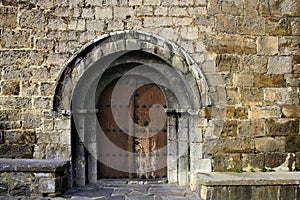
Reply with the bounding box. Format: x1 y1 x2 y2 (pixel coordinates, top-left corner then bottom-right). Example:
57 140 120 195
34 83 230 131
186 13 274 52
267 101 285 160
0 179 200 200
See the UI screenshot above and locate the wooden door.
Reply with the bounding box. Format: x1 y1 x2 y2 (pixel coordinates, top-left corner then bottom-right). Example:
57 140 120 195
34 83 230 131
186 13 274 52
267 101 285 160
97 78 167 179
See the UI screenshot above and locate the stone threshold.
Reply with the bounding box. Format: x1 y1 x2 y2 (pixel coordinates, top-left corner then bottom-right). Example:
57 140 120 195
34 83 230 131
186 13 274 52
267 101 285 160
97 177 168 185
197 172 300 186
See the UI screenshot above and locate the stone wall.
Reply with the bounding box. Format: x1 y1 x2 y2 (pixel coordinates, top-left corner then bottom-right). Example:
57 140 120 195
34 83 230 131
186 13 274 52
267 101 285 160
0 0 299 176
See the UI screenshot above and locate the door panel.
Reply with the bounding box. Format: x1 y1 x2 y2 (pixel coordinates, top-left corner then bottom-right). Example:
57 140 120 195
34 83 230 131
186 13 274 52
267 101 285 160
97 78 167 179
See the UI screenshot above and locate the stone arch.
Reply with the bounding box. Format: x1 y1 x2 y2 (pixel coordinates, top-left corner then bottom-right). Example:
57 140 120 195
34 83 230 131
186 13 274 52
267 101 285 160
53 30 211 188
53 30 210 112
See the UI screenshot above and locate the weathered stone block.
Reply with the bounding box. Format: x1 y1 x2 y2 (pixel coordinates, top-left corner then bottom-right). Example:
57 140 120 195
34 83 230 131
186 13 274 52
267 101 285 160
254 137 285 153
181 27 199 40
226 87 240 105
251 186 278 200
0 29 31 48
0 50 44 66
33 97 51 109
3 130 35 145
282 106 300 118
233 74 254 87
54 119 71 130
35 39 55 51
20 10 45 29
190 143 203 159
161 0 179 6
144 0 160 5
48 18 68 31
82 8 94 19
203 138 254 154
114 6 134 19
266 119 299 136
268 56 292 74
226 106 248 119
0 7 17 28
215 15 236 33
212 154 241 172
154 7 168 16
279 36 299 55
240 88 263 105
237 17 265 35
280 0 300 16
257 37 278 55
23 111 41 129
205 34 256 55
238 119 265 137
208 0 243 15
285 74 300 87
0 144 33 158
144 17 173 27
46 53 68 66
220 120 237 137
266 18 291 36
40 82 56 96
244 0 259 16
68 19 86 31
259 0 281 17
129 0 142 5
241 55 268 74
249 106 281 118
39 178 61 193
264 87 299 105
187 7 207 16
254 74 286 88
194 15 214 26
291 17 300 36
21 81 39 96
216 55 239 72
285 135 300 152
169 7 188 16
279 186 296 200
242 153 264 171
2 81 20 96
264 152 289 168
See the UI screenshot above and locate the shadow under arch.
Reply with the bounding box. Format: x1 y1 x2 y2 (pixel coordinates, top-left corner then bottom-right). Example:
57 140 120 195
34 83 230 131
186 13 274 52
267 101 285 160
52 30 212 188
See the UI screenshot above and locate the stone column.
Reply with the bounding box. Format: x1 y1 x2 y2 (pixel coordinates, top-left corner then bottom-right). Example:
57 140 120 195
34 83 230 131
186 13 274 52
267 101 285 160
85 110 98 184
177 112 190 187
74 114 86 186
167 115 178 183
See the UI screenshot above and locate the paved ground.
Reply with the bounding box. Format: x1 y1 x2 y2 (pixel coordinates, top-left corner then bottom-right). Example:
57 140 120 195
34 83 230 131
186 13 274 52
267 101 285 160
0 179 199 200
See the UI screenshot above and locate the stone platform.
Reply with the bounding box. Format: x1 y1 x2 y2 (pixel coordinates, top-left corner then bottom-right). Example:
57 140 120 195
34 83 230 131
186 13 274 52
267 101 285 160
196 172 300 200
0 158 70 197
0 179 199 200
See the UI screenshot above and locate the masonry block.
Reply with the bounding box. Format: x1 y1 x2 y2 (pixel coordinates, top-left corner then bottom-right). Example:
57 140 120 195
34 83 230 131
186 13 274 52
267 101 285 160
254 137 285 153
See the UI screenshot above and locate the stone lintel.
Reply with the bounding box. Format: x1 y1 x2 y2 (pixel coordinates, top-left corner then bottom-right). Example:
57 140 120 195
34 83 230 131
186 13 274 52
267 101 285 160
197 172 300 186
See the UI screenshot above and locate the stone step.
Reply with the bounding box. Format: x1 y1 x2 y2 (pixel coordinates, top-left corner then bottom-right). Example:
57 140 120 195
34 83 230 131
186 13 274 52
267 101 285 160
196 172 300 200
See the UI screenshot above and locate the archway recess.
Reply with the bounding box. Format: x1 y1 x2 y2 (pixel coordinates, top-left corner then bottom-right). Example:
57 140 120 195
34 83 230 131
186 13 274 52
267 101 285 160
53 30 211 188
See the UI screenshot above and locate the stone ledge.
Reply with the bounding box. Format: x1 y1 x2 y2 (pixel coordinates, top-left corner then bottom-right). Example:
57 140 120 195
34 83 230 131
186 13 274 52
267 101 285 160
0 158 70 197
0 158 69 172
197 172 300 200
197 172 300 186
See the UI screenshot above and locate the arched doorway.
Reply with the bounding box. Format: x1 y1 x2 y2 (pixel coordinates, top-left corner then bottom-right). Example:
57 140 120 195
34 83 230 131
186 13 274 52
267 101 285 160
97 78 167 179
53 30 211 188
